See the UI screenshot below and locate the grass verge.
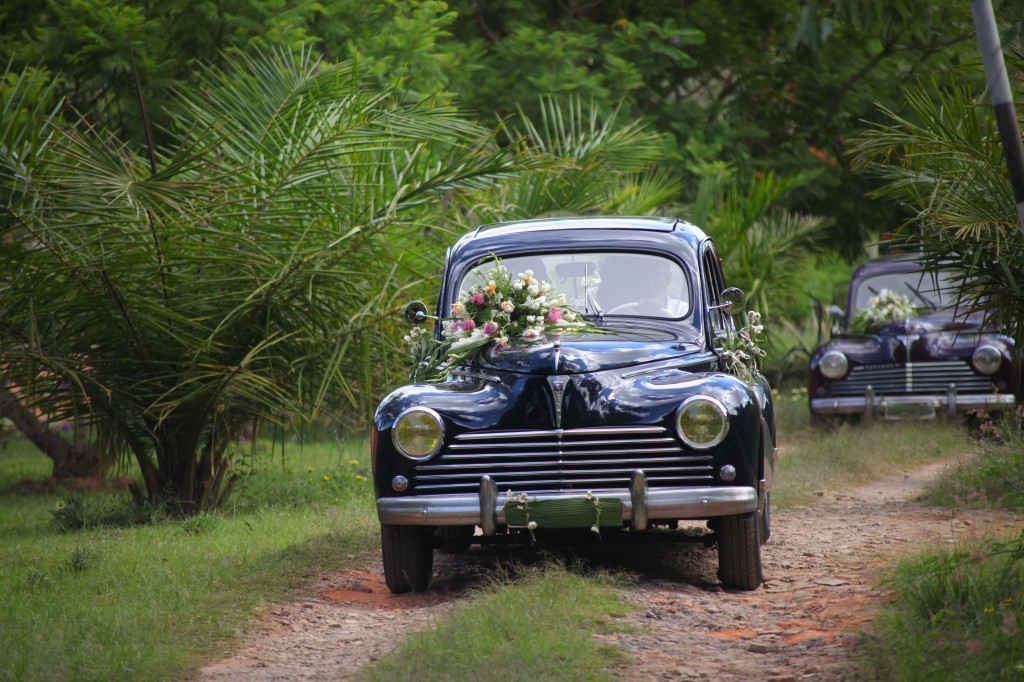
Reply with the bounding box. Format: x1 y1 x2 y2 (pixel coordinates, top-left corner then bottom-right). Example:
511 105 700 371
361 563 634 682
855 532 1024 681
0 436 378 682
772 390 975 509
853 413 1024 680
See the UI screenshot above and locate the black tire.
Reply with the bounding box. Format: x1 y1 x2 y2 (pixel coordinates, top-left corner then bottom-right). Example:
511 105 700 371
437 525 474 554
381 524 434 594
716 511 763 590
760 492 771 545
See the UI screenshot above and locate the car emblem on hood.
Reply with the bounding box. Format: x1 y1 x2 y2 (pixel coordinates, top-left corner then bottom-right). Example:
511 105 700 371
548 375 567 429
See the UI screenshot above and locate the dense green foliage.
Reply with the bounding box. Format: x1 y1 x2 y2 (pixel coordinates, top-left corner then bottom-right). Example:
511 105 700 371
0 0 992 251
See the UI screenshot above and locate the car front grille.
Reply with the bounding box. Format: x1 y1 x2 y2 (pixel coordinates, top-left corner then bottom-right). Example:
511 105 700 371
412 426 713 494
831 361 994 397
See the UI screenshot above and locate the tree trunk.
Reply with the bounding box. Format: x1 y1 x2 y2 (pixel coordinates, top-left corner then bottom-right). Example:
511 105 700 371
0 386 100 478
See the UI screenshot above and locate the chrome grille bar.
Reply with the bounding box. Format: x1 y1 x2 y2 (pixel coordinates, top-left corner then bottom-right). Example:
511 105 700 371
832 361 993 397
412 425 712 494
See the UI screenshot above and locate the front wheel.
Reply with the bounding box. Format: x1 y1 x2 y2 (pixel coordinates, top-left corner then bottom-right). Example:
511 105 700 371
716 511 763 590
381 524 434 594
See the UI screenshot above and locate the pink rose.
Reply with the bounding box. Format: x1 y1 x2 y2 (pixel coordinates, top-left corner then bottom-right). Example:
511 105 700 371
461 319 476 331
471 293 485 305
501 300 515 313
545 307 562 323
483 321 499 336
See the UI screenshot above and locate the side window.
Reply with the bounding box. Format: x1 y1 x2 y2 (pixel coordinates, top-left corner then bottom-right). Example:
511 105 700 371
702 247 727 333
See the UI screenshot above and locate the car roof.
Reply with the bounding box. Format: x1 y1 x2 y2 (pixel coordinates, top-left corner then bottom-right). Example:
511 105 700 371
850 253 926 280
449 216 709 265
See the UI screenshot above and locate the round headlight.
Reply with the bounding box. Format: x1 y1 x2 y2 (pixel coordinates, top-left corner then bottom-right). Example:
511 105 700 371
676 396 729 450
972 345 1002 375
819 350 849 380
392 407 444 461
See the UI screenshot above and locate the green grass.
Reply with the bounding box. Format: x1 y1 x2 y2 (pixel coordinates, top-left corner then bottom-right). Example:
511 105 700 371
772 390 976 509
855 532 1024 681
924 418 1024 512
361 563 634 682
0 435 378 682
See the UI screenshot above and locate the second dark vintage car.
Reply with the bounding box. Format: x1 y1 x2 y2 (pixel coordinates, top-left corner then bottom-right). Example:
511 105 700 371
372 217 776 593
809 253 1020 423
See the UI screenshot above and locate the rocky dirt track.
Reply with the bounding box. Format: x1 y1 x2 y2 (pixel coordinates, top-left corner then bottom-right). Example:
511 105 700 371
196 460 1024 682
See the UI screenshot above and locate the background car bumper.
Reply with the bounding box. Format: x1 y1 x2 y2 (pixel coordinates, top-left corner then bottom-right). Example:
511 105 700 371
377 473 757 533
811 391 1016 417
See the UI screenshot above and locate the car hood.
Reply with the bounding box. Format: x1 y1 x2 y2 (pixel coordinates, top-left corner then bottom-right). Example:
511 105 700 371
817 310 1008 365
470 326 703 375
870 310 986 336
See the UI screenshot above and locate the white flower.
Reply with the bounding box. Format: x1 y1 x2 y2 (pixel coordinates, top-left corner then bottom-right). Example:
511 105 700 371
513 281 524 291
527 520 538 530
501 300 515 313
590 524 600 534
522 328 541 341
528 284 540 296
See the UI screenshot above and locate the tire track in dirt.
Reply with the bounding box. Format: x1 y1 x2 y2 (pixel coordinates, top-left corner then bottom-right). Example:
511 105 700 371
196 460 1024 681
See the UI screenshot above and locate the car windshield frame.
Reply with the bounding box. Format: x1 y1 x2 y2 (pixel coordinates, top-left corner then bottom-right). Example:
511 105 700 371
455 250 696 323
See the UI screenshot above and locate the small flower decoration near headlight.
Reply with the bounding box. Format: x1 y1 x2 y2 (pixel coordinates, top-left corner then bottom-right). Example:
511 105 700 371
405 256 600 382
717 310 768 386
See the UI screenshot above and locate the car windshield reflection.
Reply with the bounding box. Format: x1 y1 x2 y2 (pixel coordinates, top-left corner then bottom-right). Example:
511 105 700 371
458 251 694 320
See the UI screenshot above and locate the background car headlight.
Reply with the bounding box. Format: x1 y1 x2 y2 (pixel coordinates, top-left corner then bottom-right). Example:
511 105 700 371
972 345 1002 375
819 350 849 380
392 407 444 460
676 396 729 450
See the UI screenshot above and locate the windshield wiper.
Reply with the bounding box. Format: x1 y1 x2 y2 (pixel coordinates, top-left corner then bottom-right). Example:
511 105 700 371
904 283 937 310
587 291 605 324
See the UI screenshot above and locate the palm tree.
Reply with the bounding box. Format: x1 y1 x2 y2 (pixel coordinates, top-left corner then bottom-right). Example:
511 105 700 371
849 78 1024 357
453 96 683 227
0 48 534 513
685 170 832 316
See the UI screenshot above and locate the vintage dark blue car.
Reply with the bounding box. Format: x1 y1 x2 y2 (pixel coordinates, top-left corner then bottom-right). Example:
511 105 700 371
809 253 1020 423
372 217 775 592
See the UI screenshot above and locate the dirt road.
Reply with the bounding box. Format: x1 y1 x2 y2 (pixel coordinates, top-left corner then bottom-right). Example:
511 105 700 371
197 460 1024 681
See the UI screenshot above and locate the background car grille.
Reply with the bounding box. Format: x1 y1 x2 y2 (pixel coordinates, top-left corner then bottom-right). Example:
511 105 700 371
831 361 994 397
412 426 713 494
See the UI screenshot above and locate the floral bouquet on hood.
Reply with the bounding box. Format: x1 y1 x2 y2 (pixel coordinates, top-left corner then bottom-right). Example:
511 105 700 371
849 288 916 335
406 257 594 381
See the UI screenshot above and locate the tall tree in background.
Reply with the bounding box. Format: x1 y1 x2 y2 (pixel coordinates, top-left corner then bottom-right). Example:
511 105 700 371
0 48 533 511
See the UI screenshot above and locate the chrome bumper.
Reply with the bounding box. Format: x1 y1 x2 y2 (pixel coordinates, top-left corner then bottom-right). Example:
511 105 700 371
811 388 1016 417
376 472 758 534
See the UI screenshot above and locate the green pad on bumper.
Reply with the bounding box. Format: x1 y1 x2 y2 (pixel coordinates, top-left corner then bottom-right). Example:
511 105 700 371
504 497 623 529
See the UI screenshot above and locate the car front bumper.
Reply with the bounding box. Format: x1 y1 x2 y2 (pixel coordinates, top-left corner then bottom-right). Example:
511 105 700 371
811 389 1017 417
376 472 759 534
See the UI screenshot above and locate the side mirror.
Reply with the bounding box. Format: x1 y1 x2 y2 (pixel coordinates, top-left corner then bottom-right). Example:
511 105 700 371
403 301 435 325
828 305 846 336
717 287 745 315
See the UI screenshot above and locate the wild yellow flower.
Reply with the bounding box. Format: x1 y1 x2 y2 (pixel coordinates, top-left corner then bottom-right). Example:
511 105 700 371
307 466 314 473
55 501 66 510
322 474 331 482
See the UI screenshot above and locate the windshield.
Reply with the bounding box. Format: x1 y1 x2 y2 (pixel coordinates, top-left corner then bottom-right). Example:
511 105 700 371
851 269 962 313
458 251 693 320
